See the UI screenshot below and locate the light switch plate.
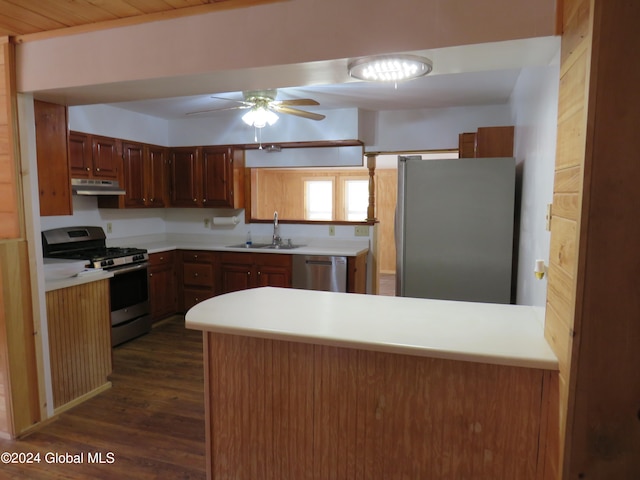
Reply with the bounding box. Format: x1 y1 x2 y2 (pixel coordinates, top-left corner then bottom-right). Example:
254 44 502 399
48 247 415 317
354 225 369 237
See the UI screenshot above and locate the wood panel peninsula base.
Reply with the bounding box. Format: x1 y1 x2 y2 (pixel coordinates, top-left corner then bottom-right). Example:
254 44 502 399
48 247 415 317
186 287 559 480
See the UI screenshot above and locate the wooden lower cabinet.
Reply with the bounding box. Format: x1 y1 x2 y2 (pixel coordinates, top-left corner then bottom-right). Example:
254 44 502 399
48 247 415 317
220 252 292 294
45 279 112 412
180 250 217 311
204 333 551 479
148 251 177 322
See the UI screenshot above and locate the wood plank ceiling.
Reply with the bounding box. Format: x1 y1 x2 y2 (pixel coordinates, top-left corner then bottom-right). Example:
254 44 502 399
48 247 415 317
0 0 268 38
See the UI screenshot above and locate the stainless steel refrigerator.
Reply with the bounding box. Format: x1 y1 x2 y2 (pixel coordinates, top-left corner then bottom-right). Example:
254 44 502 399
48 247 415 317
395 155 515 303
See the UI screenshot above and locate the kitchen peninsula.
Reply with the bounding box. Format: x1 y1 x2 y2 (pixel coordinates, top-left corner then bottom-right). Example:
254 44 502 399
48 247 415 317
186 287 558 479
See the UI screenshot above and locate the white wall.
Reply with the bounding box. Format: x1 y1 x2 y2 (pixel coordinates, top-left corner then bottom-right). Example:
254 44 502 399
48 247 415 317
17 0 557 99
168 108 359 146
510 49 560 307
369 104 512 151
69 104 169 146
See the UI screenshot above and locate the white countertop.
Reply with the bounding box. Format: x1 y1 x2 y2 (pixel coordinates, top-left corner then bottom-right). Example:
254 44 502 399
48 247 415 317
185 287 558 370
44 269 113 292
112 234 369 257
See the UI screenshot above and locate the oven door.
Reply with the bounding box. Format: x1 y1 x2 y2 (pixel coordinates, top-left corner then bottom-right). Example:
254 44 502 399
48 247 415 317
109 262 151 346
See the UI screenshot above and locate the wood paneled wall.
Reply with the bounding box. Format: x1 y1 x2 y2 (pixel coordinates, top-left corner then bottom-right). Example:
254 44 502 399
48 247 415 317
252 167 398 274
374 169 397 273
0 38 19 239
0 241 40 436
545 0 640 477
0 38 40 438
205 332 551 479
543 0 592 475
46 280 112 411
252 168 369 221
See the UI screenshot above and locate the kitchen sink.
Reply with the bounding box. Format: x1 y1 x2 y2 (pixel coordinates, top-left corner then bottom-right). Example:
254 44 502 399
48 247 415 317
225 243 303 250
259 243 304 250
225 243 273 249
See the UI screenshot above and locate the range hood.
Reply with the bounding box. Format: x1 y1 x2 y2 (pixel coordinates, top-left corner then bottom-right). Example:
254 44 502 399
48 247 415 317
71 178 126 196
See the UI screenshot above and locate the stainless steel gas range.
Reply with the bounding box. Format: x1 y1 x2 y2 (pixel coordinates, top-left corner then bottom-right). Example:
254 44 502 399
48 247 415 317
42 226 151 346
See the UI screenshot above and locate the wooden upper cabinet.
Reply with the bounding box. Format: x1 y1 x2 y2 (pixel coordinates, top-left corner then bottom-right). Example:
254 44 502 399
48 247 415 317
122 141 146 208
170 146 244 208
458 126 514 158
458 132 476 158
69 131 120 180
34 100 72 216
68 131 92 178
92 135 120 179
99 142 168 209
202 146 232 207
475 126 514 158
146 145 167 208
170 147 200 207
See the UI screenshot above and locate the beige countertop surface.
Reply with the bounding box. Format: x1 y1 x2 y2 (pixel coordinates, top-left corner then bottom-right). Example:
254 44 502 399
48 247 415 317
111 234 370 257
185 286 558 371
44 268 113 292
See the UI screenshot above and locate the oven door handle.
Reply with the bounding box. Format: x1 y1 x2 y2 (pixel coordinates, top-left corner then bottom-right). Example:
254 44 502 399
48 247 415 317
110 262 149 276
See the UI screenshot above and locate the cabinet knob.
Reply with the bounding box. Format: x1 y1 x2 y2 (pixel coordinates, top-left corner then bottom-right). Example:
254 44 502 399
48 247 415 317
194 255 198 259
149 273 153 277
194 273 199 277
86 167 90 171
95 168 100 172
150 198 154 202
247 271 251 276
193 198 197 202
143 198 146 202
159 256 164 260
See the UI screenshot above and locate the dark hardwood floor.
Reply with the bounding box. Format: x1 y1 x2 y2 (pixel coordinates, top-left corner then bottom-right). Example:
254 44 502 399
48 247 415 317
0 316 205 479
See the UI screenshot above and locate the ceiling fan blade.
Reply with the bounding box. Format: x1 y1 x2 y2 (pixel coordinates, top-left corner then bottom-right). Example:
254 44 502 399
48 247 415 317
209 95 253 106
272 105 325 121
185 105 250 116
274 98 320 107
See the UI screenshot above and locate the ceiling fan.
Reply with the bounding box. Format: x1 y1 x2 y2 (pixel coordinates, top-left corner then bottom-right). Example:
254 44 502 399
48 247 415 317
186 89 326 127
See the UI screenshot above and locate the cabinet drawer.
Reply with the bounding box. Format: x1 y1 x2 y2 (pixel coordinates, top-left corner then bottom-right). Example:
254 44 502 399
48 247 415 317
182 250 215 263
183 287 215 311
149 250 175 267
254 252 292 268
183 263 214 287
220 251 254 266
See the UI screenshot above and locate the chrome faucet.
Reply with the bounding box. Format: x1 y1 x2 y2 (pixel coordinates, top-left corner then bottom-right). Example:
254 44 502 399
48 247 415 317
272 211 282 245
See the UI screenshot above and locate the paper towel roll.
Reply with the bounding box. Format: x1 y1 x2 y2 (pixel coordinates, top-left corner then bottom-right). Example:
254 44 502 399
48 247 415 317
212 216 240 226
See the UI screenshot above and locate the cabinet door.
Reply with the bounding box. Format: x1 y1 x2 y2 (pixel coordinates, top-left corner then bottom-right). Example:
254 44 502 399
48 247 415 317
202 146 232 207
149 263 177 322
256 264 291 287
170 147 200 207
69 131 92 178
91 135 120 179
122 141 146 207
147 145 167 207
255 254 292 288
183 263 215 287
220 263 252 293
34 100 72 216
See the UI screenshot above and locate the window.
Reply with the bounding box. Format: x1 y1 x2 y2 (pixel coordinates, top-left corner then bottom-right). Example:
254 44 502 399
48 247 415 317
304 179 334 220
344 179 368 221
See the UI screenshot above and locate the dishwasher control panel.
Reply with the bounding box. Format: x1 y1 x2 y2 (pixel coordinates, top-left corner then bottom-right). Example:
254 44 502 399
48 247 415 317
292 255 347 292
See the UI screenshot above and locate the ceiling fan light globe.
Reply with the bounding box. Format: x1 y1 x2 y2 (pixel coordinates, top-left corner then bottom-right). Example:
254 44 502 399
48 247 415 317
242 107 279 128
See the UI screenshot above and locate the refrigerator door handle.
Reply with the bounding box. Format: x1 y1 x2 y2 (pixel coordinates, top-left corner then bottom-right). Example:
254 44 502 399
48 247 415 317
395 155 422 296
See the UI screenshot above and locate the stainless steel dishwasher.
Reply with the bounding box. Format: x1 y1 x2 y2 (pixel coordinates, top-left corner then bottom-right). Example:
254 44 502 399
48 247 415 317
292 255 347 292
